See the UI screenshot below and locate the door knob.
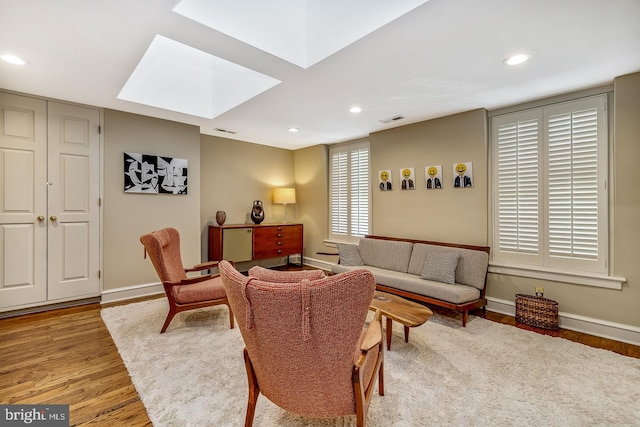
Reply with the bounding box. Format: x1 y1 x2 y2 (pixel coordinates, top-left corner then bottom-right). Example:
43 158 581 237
37 215 45 222
50 215 58 222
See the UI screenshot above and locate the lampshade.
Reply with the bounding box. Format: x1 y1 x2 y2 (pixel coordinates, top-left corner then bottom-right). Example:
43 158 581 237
273 187 296 204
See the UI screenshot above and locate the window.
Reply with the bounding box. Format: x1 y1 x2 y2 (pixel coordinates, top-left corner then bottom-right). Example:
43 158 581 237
491 95 608 276
329 141 370 243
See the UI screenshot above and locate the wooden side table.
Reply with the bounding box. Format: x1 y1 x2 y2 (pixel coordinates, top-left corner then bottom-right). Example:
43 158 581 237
369 291 433 350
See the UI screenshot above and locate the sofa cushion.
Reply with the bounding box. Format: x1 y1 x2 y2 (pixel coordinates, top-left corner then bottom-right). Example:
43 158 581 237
420 249 460 284
331 264 480 304
408 243 489 290
358 238 413 273
336 243 364 266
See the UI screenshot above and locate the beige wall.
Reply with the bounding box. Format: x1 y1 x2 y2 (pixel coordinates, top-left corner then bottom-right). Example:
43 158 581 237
293 145 330 262
369 109 488 245
103 110 201 290
200 135 295 264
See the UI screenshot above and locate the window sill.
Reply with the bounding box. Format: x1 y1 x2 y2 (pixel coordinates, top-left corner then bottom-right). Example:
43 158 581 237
488 263 625 290
323 238 362 247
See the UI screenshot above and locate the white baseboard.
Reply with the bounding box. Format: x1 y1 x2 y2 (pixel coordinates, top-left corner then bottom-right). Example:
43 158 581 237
101 282 164 304
301 256 334 272
487 297 640 347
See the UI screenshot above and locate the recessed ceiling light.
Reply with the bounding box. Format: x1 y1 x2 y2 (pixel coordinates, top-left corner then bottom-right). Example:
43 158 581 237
1 54 28 65
350 106 362 113
504 54 530 66
288 127 299 133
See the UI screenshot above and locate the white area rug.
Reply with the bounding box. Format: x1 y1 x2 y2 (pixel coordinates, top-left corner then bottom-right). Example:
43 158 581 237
101 298 640 426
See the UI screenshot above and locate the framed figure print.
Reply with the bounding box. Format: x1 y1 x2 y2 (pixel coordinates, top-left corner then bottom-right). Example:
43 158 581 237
378 170 393 191
400 167 415 190
453 162 473 188
425 165 443 189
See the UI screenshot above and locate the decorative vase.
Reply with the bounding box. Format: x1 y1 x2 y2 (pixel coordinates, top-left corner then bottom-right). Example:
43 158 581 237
250 200 265 224
215 211 226 226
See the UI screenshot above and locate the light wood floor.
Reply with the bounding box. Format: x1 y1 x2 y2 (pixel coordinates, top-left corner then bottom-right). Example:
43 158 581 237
1 295 638 426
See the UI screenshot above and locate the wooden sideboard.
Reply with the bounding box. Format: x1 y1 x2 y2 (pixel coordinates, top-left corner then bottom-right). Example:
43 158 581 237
209 223 303 266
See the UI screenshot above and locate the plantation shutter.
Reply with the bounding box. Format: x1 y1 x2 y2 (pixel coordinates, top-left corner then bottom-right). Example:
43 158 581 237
546 100 603 265
492 94 607 274
350 147 369 237
330 150 348 235
496 116 540 256
329 142 370 242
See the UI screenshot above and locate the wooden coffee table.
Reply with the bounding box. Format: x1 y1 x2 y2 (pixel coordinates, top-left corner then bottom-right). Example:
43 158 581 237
370 291 433 350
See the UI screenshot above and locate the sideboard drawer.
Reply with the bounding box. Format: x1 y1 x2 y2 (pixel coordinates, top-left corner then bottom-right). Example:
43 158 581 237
253 225 303 259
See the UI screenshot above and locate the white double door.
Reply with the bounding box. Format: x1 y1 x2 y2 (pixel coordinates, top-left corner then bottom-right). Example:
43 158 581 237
0 92 101 311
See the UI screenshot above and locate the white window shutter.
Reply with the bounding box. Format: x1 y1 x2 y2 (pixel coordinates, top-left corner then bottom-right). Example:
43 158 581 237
350 147 369 237
330 150 348 235
546 99 604 270
496 118 540 255
329 142 370 241
492 94 607 275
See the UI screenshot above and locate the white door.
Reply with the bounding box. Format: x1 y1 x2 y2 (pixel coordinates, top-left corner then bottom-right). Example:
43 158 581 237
47 102 101 301
0 93 48 308
0 94 101 310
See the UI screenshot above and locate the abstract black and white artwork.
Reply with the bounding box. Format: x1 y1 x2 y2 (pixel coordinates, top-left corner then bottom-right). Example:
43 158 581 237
124 152 188 194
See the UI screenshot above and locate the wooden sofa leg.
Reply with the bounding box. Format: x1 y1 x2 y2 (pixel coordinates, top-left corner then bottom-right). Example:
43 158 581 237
462 310 469 327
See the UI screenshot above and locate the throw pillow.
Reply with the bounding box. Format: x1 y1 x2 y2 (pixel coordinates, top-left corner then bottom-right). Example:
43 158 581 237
420 251 460 284
336 243 365 266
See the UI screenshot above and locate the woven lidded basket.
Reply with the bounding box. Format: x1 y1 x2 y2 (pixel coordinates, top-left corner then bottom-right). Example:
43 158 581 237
515 294 559 330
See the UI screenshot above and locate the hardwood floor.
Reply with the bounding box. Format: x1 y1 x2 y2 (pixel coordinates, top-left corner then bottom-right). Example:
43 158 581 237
1 291 638 426
0 300 154 426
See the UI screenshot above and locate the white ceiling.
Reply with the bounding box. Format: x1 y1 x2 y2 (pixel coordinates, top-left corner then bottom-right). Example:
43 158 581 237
1 0 639 150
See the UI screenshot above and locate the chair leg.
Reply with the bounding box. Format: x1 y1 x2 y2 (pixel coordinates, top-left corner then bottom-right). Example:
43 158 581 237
243 349 260 427
378 357 384 396
160 306 177 334
228 304 235 329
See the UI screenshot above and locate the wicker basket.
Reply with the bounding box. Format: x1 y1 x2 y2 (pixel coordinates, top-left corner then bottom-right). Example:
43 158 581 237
515 294 559 330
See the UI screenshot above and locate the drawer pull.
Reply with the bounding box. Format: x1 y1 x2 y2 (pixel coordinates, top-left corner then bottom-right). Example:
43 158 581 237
277 242 283 245
277 233 282 237
277 249 282 254
277 227 283 231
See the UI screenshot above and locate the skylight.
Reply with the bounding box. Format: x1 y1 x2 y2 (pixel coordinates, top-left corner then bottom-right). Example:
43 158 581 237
173 0 430 69
118 35 281 119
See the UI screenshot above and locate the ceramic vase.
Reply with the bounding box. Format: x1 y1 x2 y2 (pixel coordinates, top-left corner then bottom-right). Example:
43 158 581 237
250 200 265 224
215 211 226 226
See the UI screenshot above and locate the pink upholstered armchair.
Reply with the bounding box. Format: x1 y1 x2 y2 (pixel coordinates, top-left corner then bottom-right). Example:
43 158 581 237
219 261 384 427
140 228 234 333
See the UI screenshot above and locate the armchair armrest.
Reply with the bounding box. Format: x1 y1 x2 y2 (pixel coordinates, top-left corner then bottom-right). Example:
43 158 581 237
186 261 219 272
166 275 213 287
361 311 383 352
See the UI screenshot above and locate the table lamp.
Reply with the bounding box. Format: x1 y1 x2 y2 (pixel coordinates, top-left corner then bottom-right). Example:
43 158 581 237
273 187 296 223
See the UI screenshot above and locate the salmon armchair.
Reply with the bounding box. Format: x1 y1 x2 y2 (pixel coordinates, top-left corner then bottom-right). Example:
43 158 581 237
140 227 234 333
219 261 384 427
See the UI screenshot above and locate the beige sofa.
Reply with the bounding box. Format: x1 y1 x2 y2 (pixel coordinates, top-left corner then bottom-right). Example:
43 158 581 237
331 235 490 327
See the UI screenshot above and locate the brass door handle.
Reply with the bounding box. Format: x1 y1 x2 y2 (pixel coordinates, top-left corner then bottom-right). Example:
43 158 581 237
37 215 45 222
50 215 58 222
